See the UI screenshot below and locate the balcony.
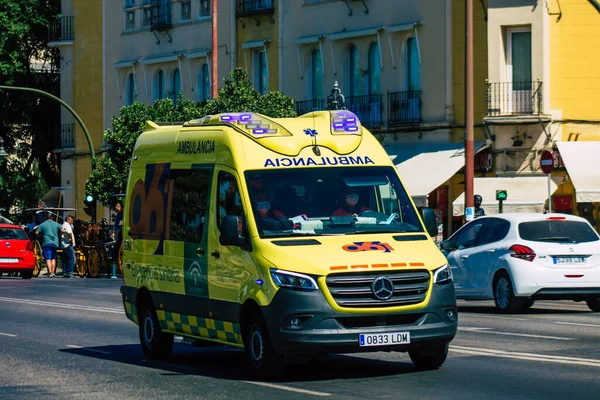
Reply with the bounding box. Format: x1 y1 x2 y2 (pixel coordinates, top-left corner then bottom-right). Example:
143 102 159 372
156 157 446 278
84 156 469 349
295 99 326 116
48 16 74 43
346 94 383 128
486 80 543 117
60 124 75 149
237 0 274 17
151 0 172 30
388 91 421 125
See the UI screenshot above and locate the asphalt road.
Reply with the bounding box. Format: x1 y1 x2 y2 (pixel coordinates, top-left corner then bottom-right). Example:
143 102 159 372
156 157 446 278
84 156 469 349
1 276 600 399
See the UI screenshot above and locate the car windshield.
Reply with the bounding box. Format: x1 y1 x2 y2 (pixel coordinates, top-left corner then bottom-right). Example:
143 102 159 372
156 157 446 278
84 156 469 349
245 167 423 238
518 220 600 243
0 228 27 240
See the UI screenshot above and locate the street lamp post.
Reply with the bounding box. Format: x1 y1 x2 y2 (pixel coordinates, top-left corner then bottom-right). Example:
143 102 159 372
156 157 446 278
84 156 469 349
326 81 346 110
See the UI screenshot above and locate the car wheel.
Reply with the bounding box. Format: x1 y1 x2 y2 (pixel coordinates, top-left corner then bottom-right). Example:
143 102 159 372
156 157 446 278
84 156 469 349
521 299 535 310
409 343 449 370
21 271 33 280
32 241 43 277
244 313 284 380
493 273 523 313
139 302 174 360
585 297 600 312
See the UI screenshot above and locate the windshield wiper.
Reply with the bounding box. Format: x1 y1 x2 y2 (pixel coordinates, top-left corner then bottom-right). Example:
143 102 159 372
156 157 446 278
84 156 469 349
262 231 321 238
535 236 575 243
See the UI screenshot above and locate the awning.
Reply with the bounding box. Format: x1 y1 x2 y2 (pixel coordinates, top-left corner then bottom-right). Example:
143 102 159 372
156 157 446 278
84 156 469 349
140 53 180 65
294 34 325 45
328 26 384 41
452 176 559 216
241 38 271 49
184 49 211 59
114 59 138 69
389 142 486 206
556 141 600 202
41 188 64 209
387 21 423 33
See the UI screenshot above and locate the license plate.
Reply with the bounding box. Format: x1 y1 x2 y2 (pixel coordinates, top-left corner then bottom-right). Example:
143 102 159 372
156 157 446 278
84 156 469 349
359 332 410 347
0 258 18 263
554 256 585 264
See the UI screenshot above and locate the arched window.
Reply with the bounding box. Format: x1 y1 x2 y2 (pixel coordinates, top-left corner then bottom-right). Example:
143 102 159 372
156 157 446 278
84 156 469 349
310 49 322 100
407 37 420 91
348 45 361 97
171 68 181 104
367 42 380 95
125 73 136 105
197 64 211 101
153 69 165 102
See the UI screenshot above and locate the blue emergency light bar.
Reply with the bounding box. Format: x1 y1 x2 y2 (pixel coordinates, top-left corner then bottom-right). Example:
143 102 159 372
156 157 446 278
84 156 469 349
331 110 361 133
219 113 278 135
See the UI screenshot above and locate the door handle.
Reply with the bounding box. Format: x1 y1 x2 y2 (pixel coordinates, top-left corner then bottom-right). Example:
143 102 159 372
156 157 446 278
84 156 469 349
211 251 220 259
197 248 205 256
486 249 495 253
461 255 469 259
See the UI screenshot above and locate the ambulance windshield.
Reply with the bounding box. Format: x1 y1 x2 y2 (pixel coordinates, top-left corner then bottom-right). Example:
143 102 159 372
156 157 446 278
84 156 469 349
245 166 423 238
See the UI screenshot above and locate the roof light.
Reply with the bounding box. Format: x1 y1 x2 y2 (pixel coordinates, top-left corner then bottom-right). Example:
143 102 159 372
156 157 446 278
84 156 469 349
331 110 361 133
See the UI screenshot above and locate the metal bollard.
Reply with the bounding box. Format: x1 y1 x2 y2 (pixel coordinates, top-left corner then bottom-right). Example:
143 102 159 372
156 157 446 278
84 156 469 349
110 263 118 279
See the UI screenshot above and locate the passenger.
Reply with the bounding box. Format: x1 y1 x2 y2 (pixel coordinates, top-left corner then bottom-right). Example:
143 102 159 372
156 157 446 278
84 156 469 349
333 187 369 217
254 191 291 231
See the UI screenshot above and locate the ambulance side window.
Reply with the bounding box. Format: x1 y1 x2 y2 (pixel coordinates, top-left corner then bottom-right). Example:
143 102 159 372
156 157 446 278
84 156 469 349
169 169 211 243
217 171 245 235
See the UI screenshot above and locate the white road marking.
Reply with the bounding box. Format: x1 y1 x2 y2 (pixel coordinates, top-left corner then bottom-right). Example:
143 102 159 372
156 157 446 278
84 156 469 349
555 321 600 328
66 345 112 355
450 345 600 367
463 314 528 321
0 332 17 337
458 326 574 340
243 381 331 397
0 296 123 314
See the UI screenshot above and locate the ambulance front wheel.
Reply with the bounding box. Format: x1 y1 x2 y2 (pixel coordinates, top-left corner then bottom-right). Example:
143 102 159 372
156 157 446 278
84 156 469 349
139 303 174 360
408 343 449 370
244 313 284 380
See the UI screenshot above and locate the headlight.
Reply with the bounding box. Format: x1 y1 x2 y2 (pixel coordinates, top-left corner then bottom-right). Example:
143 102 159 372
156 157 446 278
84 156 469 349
270 269 318 291
433 264 453 284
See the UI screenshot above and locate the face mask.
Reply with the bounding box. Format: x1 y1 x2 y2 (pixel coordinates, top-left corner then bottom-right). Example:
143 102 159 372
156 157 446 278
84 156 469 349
257 201 271 211
346 193 359 206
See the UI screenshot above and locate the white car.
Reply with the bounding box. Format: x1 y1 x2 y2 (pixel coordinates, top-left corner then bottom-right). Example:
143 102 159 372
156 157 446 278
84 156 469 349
442 213 600 313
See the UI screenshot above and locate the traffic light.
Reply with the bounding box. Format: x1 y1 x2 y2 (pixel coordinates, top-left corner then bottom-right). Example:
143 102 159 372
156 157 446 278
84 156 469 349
496 190 508 201
83 193 96 221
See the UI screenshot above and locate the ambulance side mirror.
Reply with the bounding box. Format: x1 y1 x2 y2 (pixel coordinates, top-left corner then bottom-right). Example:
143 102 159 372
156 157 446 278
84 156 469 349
420 207 438 237
220 215 244 246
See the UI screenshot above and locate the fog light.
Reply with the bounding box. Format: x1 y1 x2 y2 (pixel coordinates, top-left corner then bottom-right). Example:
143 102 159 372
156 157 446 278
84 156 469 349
444 308 457 322
283 315 312 330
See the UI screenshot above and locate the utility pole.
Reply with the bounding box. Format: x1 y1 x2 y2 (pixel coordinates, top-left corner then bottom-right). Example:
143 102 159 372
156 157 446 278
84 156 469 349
211 0 218 99
464 0 475 222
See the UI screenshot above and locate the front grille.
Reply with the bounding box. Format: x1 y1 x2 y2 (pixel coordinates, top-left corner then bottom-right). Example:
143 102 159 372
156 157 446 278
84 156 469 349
325 270 430 308
336 313 424 329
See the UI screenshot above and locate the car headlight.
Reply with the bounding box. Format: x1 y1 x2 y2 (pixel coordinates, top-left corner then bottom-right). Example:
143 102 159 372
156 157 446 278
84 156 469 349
433 264 453 284
270 269 318 291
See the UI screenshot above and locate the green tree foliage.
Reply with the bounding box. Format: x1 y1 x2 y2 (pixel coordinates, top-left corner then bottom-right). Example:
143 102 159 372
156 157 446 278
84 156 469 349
87 68 296 206
0 0 61 212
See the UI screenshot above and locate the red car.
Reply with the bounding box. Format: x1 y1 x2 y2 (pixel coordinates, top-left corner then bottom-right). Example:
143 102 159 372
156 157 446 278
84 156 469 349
0 224 35 279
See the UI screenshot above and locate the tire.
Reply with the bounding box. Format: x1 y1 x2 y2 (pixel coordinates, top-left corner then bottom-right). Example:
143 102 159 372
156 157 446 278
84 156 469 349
21 271 33 280
87 248 101 278
138 302 174 360
585 297 600 312
493 273 523 313
409 343 449 370
75 250 87 277
117 243 124 275
244 313 284 380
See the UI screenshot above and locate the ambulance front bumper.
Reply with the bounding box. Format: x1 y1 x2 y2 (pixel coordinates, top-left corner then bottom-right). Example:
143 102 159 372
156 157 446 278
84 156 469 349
261 281 457 357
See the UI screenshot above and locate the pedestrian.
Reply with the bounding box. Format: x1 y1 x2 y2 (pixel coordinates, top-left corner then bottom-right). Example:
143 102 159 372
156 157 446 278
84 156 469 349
474 194 486 217
36 211 66 278
60 215 77 278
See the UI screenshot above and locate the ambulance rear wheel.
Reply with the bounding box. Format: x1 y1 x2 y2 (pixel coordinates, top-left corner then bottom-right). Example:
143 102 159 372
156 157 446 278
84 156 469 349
139 303 173 360
244 313 284 380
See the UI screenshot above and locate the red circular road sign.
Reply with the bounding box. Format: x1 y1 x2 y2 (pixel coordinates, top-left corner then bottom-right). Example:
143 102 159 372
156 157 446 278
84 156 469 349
540 150 554 174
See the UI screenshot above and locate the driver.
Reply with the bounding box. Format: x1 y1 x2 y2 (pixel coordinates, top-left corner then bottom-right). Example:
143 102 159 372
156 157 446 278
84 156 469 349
254 191 292 231
333 187 369 216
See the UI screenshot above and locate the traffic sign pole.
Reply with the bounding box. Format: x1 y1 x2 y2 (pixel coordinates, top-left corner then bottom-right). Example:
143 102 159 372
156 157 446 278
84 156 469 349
547 174 552 213
499 199 503 214
540 150 555 214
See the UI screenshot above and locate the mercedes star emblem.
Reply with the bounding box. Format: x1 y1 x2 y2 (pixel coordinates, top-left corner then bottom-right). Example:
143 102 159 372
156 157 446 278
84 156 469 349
372 276 394 300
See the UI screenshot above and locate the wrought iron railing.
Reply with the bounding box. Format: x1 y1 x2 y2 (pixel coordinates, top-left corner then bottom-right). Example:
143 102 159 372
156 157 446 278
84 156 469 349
60 124 75 149
49 16 74 42
486 80 543 116
237 0 274 16
345 94 383 128
151 0 172 30
388 90 421 125
295 99 326 116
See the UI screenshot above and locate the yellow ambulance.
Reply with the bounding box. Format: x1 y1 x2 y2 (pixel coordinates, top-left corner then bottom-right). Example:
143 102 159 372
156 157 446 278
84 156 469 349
121 110 457 378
